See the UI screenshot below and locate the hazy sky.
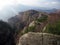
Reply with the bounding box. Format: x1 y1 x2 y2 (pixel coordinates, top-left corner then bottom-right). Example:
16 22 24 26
17 0 60 8
0 0 60 21
0 0 60 10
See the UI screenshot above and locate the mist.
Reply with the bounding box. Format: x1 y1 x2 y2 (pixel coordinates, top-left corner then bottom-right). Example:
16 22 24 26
0 4 31 22
0 0 60 22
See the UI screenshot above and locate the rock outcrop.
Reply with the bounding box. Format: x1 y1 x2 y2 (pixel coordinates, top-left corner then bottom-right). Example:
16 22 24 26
8 10 47 31
18 32 60 45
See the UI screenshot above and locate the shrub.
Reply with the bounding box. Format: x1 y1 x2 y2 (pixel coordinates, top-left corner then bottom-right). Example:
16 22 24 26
45 21 60 35
24 26 36 33
37 15 48 22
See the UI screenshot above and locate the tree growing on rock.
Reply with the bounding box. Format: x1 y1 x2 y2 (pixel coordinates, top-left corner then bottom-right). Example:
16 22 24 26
0 20 16 45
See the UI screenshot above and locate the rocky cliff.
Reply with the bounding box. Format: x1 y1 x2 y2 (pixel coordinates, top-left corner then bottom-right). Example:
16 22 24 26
18 32 60 45
8 10 48 33
8 9 60 45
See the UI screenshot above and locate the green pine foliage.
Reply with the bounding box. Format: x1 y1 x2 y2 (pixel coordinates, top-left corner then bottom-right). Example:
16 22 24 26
45 21 60 35
24 26 36 33
37 15 48 22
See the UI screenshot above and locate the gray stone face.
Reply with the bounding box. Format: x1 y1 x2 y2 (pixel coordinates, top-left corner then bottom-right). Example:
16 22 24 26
18 32 60 45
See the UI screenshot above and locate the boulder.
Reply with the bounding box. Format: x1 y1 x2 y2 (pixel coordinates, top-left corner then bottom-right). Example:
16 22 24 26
18 32 60 45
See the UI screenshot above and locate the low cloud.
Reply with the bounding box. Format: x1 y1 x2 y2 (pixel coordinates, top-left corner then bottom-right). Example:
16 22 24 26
16 0 60 8
0 0 59 9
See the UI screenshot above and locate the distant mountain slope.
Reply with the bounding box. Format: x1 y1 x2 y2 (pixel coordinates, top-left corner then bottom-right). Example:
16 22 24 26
8 10 48 32
0 4 59 21
8 10 60 43
8 9 60 35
